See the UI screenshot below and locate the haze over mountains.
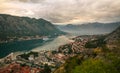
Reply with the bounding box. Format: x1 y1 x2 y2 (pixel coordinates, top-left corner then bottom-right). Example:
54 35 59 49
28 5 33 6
0 14 64 41
0 13 119 42
0 0 120 73
57 22 120 35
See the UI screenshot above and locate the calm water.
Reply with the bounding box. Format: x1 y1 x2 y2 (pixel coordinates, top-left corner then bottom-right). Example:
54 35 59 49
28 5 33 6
0 39 44 58
32 35 74 51
0 35 73 58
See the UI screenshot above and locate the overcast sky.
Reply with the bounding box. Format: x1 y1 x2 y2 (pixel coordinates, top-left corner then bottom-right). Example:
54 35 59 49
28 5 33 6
0 0 120 24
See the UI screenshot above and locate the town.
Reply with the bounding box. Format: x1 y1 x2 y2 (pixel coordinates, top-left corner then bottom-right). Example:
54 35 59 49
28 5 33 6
0 35 101 73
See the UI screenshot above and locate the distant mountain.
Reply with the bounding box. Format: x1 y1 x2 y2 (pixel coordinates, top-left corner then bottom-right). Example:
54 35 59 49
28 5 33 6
0 14 64 41
57 22 120 35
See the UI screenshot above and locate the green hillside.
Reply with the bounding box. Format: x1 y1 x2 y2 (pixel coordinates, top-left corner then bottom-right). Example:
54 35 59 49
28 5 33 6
54 26 120 73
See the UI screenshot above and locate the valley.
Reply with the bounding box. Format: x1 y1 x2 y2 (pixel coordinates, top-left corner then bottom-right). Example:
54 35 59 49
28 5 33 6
0 14 120 73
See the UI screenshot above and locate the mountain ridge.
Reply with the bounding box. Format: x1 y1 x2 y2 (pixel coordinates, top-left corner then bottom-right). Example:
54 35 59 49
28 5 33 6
0 14 64 42
57 22 120 35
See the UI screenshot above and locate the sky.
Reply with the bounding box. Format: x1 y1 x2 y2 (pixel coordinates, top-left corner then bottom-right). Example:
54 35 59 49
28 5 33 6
0 0 120 24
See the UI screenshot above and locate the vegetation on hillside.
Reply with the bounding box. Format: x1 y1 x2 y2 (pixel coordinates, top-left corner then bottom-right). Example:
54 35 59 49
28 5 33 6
54 34 120 73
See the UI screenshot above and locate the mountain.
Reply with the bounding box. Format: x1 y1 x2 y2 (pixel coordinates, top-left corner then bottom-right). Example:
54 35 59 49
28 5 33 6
106 26 120 41
0 14 64 41
57 22 120 35
105 26 120 49
54 26 120 73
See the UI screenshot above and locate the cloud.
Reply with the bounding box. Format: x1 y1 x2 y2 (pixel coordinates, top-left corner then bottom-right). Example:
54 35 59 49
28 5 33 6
0 0 120 24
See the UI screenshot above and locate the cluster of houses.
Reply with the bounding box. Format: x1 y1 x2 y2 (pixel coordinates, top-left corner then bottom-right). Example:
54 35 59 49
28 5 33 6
0 35 98 73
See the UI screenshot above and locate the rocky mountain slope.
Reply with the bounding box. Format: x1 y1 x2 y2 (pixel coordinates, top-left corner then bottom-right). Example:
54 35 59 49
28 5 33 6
0 14 64 41
106 26 120 42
